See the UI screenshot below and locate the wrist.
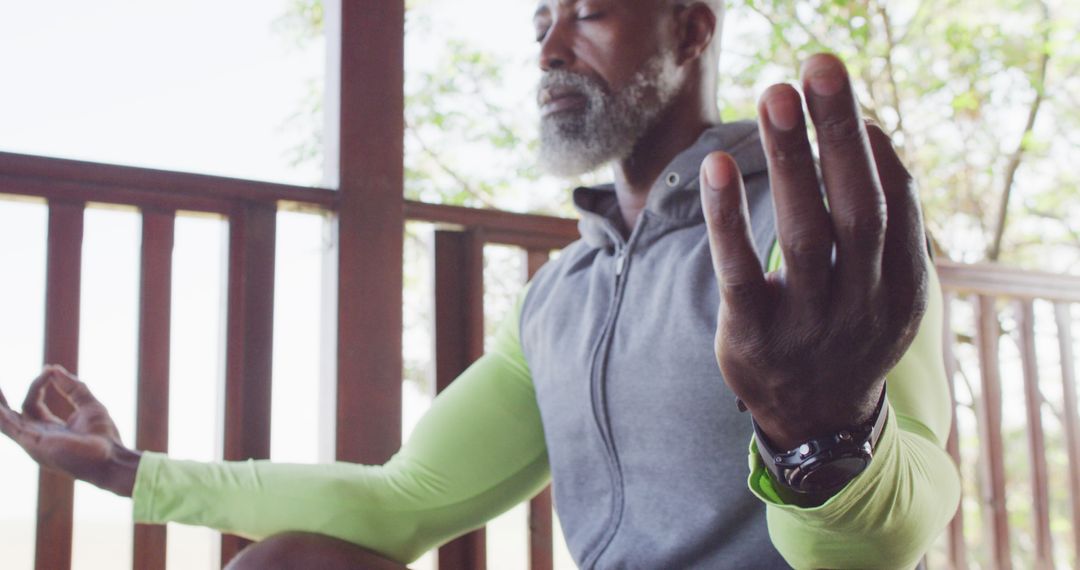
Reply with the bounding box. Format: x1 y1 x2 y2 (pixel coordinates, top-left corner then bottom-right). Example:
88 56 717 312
750 380 886 449
102 446 143 497
750 383 890 505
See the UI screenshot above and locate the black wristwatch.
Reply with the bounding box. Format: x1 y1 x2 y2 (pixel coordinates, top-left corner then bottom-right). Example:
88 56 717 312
751 385 889 499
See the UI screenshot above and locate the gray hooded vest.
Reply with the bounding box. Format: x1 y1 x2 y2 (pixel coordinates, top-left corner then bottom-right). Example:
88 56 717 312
520 121 793 569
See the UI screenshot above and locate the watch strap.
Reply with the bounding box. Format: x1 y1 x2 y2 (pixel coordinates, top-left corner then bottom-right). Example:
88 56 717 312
753 383 889 497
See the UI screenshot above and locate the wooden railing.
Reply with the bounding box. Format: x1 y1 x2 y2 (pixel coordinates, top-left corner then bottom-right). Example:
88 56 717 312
0 147 575 570
936 262 1080 570
4 144 1080 570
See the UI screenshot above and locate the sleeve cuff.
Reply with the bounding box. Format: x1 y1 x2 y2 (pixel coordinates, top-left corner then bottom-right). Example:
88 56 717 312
746 401 899 519
132 451 166 524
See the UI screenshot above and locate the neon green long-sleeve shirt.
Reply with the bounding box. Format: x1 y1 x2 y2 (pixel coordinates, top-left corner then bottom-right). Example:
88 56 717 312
133 258 960 568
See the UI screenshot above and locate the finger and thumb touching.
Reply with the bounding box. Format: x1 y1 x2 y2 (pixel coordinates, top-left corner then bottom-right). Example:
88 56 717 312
23 369 60 422
48 367 99 408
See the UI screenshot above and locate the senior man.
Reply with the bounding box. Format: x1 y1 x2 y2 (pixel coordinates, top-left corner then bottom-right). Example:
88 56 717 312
0 0 960 568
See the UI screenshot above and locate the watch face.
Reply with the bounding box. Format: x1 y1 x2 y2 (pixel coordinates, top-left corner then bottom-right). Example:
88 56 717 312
799 456 868 492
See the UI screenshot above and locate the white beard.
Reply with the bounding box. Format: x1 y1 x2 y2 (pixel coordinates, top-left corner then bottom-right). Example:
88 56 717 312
537 52 681 177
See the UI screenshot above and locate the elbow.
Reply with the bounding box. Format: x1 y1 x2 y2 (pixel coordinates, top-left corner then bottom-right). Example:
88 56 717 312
770 439 961 569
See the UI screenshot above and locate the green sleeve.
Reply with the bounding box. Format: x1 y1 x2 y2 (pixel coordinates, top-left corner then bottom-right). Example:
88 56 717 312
749 244 961 569
132 290 548 564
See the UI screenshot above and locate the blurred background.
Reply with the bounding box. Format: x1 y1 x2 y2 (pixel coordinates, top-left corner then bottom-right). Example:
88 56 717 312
0 0 1077 568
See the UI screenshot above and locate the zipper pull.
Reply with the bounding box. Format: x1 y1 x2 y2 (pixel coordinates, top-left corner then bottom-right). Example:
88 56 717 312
614 252 626 276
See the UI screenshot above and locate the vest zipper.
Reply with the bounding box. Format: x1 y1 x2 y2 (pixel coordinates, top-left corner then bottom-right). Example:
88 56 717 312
582 220 644 568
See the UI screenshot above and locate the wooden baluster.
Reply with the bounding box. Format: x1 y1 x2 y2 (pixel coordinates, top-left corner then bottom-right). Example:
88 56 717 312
524 249 553 570
1055 302 1080 568
132 209 175 570
976 296 1011 570
35 200 85 570
220 204 277 567
941 292 968 570
1016 300 1054 569
433 229 486 570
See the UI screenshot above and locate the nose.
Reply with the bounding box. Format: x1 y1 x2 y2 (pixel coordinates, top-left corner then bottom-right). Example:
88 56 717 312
539 19 574 71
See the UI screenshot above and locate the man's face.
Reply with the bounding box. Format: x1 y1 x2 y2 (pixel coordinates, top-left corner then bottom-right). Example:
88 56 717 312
533 0 682 176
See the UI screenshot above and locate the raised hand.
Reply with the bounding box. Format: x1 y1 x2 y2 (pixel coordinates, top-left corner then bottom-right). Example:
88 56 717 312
0 365 141 497
699 54 928 451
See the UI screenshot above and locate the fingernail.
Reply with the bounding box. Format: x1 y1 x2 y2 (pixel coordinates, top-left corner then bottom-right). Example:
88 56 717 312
764 92 798 131
806 58 844 97
703 154 732 191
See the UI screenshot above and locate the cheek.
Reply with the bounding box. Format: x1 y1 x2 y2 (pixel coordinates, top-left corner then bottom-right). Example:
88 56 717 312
574 25 661 92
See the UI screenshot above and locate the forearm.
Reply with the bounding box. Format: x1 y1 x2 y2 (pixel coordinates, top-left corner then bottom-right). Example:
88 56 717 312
133 449 549 563
132 292 547 564
750 409 960 569
750 262 960 568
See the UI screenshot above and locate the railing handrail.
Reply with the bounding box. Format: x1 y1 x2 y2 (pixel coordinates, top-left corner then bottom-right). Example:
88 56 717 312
0 150 580 250
0 150 339 210
936 260 1080 304
4 149 1080 569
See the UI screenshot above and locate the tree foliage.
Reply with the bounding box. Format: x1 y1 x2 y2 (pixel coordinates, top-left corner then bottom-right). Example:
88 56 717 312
720 0 1078 271
283 0 1079 272
277 1 1080 567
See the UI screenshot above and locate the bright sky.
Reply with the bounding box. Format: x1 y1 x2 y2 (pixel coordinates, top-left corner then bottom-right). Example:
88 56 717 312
1 1 1077 569
0 1 574 569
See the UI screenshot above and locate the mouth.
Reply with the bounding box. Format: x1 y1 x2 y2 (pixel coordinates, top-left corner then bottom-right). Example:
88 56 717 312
539 87 587 117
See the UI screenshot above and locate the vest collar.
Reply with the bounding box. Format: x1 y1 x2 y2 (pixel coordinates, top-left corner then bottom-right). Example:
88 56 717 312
573 120 767 249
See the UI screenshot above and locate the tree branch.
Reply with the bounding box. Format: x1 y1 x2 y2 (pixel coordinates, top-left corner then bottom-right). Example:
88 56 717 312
744 3 803 72
986 1 1051 261
406 125 499 209
876 2 909 152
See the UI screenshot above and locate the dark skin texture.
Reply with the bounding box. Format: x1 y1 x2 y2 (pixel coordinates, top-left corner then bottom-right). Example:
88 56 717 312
0 366 140 497
0 0 928 549
536 0 928 455
536 0 721 231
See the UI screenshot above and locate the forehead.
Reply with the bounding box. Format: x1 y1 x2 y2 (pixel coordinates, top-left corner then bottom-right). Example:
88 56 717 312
533 0 664 18
533 0 616 16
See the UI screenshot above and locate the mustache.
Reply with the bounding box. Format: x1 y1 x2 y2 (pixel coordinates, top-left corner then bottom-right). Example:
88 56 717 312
537 70 605 106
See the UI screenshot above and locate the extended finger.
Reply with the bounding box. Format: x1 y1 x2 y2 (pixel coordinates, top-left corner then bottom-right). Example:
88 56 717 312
700 152 766 314
45 366 100 409
867 126 928 322
758 83 833 313
802 54 885 300
22 368 66 425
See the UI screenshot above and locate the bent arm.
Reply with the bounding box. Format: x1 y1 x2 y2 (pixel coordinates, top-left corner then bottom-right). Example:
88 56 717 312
133 292 548 564
750 258 961 569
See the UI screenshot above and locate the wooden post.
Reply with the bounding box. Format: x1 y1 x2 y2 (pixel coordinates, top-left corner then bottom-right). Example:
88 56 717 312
525 249 553 570
220 203 277 566
433 229 486 570
1055 303 1080 568
133 209 176 570
1016 300 1054 569
975 296 1011 570
941 292 967 570
35 200 85 570
332 0 406 466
